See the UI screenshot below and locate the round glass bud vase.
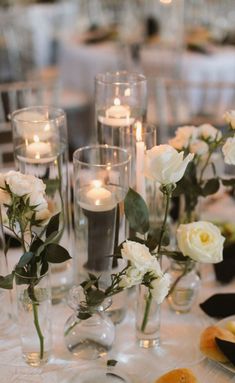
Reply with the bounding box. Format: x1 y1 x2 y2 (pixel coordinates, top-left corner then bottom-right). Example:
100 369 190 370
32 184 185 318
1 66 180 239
167 259 201 313
64 286 115 359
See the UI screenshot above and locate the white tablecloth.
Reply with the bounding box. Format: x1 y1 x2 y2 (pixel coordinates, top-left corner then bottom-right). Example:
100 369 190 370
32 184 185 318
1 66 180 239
1 261 235 383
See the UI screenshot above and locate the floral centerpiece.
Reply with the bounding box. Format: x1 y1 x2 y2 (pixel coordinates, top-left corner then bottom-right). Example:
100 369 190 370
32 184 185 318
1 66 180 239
0 171 71 365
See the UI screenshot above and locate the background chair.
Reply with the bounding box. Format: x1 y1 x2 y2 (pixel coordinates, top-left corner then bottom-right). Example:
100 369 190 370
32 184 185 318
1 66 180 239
153 78 235 143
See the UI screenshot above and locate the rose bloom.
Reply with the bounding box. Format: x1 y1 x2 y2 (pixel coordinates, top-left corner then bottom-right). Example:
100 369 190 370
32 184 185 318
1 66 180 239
119 266 144 289
145 144 194 185
223 110 235 130
169 126 198 150
3 171 47 211
222 137 235 165
121 241 155 272
177 221 225 263
151 273 171 304
189 140 208 156
199 124 222 142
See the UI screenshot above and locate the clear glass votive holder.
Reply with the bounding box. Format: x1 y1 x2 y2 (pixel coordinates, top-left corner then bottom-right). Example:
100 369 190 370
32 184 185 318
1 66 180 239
95 71 147 146
73 145 131 322
11 106 73 303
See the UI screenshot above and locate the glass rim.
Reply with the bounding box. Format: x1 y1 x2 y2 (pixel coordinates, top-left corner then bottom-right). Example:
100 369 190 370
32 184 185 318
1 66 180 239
73 144 131 168
14 269 49 280
95 71 146 86
11 106 65 124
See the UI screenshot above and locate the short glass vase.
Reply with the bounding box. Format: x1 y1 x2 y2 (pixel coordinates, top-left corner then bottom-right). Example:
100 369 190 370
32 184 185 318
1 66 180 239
15 271 52 367
64 286 115 359
167 259 201 313
136 285 161 348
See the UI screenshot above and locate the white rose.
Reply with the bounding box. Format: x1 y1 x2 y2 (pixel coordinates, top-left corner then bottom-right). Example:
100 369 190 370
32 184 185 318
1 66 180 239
119 266 144 289
145 145 194 185
223 110 235 129
189 140 209 156
146 257 162 278
0 173 6 189
199 124 222 142
177 221 225 263
169 126 198 150
0 189 11 205
222 137 235 165
151 273 171 304
121 241 154 272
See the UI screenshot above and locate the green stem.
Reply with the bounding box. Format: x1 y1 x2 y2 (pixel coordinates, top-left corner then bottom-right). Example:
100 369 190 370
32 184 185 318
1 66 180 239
167 259 192 297
31 287 44 360
141 289 152 332
157 190 171 255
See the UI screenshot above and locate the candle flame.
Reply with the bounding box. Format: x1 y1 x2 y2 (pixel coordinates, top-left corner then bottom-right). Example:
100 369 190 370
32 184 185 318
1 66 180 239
35 153 40 160
124 88 131 97
92 180 102 189
44 123 50 132
160 0 172 3
33 135 40 143
136 121 143 142
114 97 121 106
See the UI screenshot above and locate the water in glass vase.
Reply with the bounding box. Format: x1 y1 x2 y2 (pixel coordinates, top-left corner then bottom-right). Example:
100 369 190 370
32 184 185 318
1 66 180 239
97 108 146 146
15 143 73 303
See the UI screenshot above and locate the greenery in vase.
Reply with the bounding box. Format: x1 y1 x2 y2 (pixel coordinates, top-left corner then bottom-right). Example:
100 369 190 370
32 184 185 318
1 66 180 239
0 171 71 360
169 116 235 223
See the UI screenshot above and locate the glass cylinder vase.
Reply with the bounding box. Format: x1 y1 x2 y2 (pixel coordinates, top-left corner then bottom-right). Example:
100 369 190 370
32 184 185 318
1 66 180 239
136 285 161 348
11 106 73 303
95 71 147 146
15 271 52 366
64 286 115 359
167 259 201 313
73 145 130 323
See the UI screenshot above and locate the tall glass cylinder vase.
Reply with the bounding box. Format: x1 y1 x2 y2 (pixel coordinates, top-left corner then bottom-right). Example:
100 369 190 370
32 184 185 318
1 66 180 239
15 271 52 366
11 106 73 303
95 71 147 146
73 145 130 323
136 285 161 348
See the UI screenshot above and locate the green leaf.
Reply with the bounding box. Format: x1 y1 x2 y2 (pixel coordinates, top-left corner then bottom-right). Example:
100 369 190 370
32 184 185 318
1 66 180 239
107 359 118 367
86 289 106 306
222 178 235 187
46 243 71 263
77 311 92 320
124 188 149 234
0 273 14 289
17 252 34 268
46 213 60 238
146 227 170 251
44 178 60 197
30 238 44 253
202 178 220 197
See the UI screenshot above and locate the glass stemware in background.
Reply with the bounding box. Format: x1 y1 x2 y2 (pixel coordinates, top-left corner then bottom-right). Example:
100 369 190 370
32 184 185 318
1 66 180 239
95 71 147 147
11 106 73 304
73 145 130 323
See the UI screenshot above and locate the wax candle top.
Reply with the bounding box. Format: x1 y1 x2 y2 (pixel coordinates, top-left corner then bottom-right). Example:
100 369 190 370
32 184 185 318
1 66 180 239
106 98 130 119
79 181 117 212
26 135 52 159
135 121 143 142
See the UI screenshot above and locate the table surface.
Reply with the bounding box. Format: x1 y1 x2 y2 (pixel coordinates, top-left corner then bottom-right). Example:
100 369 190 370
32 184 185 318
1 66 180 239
1 258 235 383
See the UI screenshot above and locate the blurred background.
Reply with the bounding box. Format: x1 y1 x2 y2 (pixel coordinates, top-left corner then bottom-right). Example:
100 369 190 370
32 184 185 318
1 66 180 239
0 0 235 160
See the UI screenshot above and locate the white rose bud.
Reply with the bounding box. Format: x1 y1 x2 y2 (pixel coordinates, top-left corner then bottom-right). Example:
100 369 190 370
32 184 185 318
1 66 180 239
119 267 144 289
0 189 11 205
177 221 225 264
199 124 222 142
222 137 235 165
151 273 171 304
223 110 235 129
169 126 198 150
145 144 194 185
121 241 154 272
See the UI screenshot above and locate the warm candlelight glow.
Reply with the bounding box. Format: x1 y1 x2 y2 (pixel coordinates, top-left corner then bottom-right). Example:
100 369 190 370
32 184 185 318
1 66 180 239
87 181 112 207
136 121 143 142
160 0 172 3
114 97 121 106
33 134 40 143
124 88 131 97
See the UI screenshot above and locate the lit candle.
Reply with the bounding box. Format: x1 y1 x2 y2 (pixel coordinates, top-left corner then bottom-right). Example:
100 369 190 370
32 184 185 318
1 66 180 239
80 180 116 212
99 97 134 127
136 121 146 200
25 135 53 164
